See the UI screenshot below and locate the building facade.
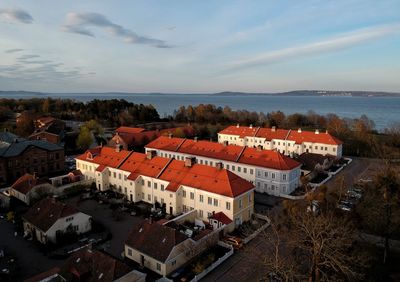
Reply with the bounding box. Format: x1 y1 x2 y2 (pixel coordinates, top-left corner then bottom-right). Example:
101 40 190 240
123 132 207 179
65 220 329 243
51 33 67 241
145 136 301 197
0 132 64 186
76 146 255 230
22 198 92 244
218 125 343 158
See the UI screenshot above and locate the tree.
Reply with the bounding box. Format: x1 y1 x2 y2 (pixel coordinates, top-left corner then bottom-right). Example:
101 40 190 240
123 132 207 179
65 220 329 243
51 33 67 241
76 126 93 150
15 112 35 137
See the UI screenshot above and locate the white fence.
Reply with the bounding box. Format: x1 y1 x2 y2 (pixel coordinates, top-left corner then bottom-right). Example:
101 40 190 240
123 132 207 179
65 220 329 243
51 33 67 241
243 213 271 244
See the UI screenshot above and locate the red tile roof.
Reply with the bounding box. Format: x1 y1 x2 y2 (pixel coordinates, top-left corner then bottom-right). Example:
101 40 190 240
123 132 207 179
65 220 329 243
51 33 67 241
146 136 301 171
115 126 146 134
23 198 84 232
219 126 343 145
76 146 131 169
210 212 232 225
11 173 40 195
77 148 254 198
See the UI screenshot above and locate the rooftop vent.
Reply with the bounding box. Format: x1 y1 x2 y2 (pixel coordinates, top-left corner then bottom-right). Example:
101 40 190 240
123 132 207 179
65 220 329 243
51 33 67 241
298 128 302 133
315 129 319 135
185 157 196 167
272 126 276 132
76 258 81 263
249 124 253 129
223 141 228 146
236 123 240 128
194 136 198 142
115 144 123 153
146 150 157 160
216 162 223 169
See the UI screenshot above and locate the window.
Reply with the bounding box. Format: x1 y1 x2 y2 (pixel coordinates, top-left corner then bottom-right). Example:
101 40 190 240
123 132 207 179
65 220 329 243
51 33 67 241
333 148 336 152
154 183 158 189
141 179 144 185
250 169 253 175
124 175 127 181
66 217 74 222
325 147 328 151
161 198 164 204
226 164 229 169
190 192 194 200
199 210 203 218
128 248 132 256
264 183 268 190
239 199 243 208
119 173 121 179
124 187 127 194
257 182 260 188
157 263 161 271
315 146 318 149
148 194 151 201
208 197 212 205
154 196 158 202
248 194 252 203
283 174 287 180
113 172 116 178
172 260 176 266
183 190 186 198
210 161 213 166
272 173 275 179
238 167 241 172
243 167 247 173
161 184 165 191
199 195 204 202
147 181 151 187
214 199 218 206
232 166 235 171
170 193 173 198
226 202 231 210
264 172 268 177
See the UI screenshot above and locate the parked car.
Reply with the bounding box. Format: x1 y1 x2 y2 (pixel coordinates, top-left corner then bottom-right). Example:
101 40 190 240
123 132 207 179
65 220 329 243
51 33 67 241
337 200 354 212
223 236 243 250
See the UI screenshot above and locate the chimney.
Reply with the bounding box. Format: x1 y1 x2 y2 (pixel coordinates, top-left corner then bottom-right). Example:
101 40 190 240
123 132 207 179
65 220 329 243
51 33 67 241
325 130 329 134
146 150 156 160
298 128 302 133
257 145 263 151
249 124 253 129
315 129 319 135
272 126 276 132
216 162 223 169
115 144 123 152
194 136 198 142
223 140 228 146
168 133 173 139
184 156 196 167
236 123 240 128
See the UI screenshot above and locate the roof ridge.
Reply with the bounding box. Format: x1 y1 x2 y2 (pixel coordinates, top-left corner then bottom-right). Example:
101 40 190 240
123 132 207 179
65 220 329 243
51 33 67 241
116 150 134 169
285 129 291 140
156 157 175 179
235 146 246 162
175 138 186 152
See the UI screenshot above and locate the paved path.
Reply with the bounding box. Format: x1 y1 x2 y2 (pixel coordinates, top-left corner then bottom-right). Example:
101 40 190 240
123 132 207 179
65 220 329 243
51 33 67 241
0 217 61 281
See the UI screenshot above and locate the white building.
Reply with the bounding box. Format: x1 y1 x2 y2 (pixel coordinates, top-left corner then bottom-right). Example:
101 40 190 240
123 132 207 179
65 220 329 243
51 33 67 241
9 173 54 205
145 136 301 197
218 125 343 158
76 146 255 231
22 198 92 244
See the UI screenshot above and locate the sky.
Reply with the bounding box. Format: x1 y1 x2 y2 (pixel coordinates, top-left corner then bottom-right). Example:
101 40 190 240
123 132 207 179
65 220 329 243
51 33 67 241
0 0 400 93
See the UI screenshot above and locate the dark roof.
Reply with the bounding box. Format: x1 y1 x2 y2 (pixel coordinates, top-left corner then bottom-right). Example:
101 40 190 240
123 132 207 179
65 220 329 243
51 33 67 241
0 131 25 146
210 212 232 225
0 139 63 157
24 267 61 282
60 248 132 282
125 220 187 262
295 153 335 171
23 198 82 232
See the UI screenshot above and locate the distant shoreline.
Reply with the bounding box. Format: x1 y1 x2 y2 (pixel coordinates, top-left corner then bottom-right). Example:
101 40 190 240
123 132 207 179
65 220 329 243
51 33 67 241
1 90 400 98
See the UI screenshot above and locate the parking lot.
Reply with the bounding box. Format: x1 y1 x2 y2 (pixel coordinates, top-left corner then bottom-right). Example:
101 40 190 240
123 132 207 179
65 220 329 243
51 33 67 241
64 195 146 258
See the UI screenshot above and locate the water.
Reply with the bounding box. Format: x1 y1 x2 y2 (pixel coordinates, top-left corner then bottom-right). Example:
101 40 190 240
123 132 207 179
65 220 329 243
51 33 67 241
1 92 399 130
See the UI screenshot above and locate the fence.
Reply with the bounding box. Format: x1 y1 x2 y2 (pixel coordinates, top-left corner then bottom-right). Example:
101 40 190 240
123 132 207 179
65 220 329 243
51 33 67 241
190 242 234 282
243 213 271 244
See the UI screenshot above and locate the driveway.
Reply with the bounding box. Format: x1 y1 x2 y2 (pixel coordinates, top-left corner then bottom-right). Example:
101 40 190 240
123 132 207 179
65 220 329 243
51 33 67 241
64 197 145 258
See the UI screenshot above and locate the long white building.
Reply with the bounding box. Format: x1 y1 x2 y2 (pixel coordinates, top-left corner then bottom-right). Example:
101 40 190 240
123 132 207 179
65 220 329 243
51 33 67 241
76 146 255 231
145 136 302 197
218 125 343 158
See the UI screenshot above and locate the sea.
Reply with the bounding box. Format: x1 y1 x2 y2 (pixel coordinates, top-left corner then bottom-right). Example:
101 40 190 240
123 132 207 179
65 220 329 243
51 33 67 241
1 92 399 131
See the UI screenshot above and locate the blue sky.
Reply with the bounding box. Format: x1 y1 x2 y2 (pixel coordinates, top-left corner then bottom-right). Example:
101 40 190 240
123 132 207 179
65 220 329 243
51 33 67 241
0 0 399 93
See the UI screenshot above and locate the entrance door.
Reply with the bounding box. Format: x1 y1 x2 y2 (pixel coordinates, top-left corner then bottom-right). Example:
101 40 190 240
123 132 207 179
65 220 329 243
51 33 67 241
169 206 173 215
130 194 133 202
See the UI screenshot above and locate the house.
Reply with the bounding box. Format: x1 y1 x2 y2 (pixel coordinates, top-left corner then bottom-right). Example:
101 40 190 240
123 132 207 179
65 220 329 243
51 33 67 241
209 211 233 230
22 198 92 244
9 173 54 205
294 153 336 178
76 146 255 231
108 126 195 150
125 211 220 277
145 136 301 196
49 170 83 187
0 131 64 186
24 248 146 282
30 116 66 145
218 125 343 157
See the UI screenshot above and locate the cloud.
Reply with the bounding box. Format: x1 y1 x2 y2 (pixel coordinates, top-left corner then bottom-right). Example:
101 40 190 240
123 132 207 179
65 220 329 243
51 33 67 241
5 48 24 53
61 12 172 48
225 24 400 72
0 8 33 24
17 54 40 60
